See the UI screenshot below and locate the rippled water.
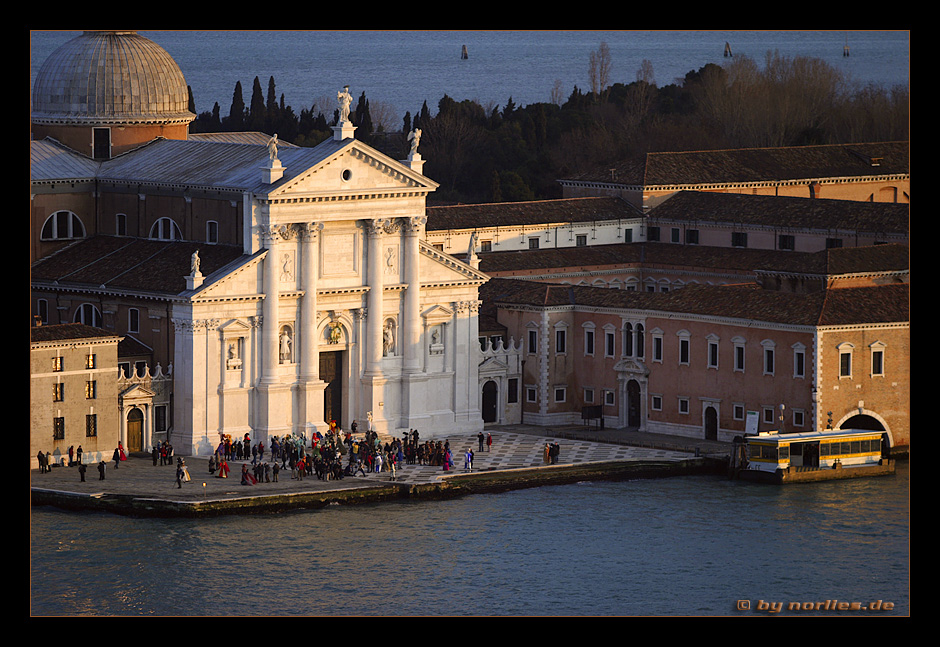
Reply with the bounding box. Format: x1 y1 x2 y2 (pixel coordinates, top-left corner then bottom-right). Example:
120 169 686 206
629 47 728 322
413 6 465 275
30 462 908 616
30 30 909 121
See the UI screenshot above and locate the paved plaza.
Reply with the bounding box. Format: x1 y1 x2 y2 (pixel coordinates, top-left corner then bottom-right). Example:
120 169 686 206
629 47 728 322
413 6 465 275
30 427 711 504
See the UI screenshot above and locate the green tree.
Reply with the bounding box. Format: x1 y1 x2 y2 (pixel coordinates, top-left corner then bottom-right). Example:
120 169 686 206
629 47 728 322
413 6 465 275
248 76 266 132
224 81 245 131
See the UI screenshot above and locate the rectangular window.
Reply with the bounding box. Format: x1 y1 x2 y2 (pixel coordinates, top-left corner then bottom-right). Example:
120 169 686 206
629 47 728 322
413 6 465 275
119 362 131 378
733 404 745 420
116 213 127 236
507 378 519 404
647 226 660 242
735 345 745 371
653 336 663 362
604 390 615 406
764 348 775 375
651 395 662 411
528 237 540 249
763 408 775 424
555 329 566 354
85 380 96 399
85 353 97 369
526 387 537 403
528 329 538 354
671 227 681 243
605 332 615 357
53 356 63 372
207 220 219 244
53 383 64 402
679 339 690 365
708 341 719 368
732 231 748 248
554 387 566 403
86 414 97 437
686 229 699 244
840 352 852 377
155 405 168 432
623 229 633 243
480 240 492 252
793 410 805 427
37 299 48 324
584 388 594 404
576 234 587 247
584 330 594 355
826 238 843 249
872 350 884 376
778 234 795 250
678 398 689 414
129 308 140 333
53 417 65 440
794 350 805 378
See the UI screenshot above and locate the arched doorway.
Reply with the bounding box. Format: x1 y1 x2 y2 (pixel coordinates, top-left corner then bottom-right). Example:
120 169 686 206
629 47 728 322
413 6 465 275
482 380 498 423
627 380 641 428
704 406 718 440
127 408 144 452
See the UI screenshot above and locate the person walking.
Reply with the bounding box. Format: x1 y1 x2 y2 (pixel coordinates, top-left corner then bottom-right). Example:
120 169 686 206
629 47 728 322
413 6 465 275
465 448 473 472
113 447 122 469
97 461 106 480
78 462 87 482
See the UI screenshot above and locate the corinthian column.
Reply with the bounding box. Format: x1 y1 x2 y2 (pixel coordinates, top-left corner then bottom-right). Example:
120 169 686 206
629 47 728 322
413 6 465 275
300 222 323 381
365 218 387 375
260 224 281 384
402 215 426 374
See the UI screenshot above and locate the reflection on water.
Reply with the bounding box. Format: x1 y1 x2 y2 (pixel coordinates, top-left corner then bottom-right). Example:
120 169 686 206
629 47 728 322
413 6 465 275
30 462 908 616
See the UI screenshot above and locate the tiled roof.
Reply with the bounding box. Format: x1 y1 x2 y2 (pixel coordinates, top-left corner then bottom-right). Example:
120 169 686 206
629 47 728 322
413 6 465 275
485 277 909 327
30 135 347 194
649 190 908 235
479 241 909 278
563 142 910 186
30 322 120 344
30 236 249 296
426 197 641 231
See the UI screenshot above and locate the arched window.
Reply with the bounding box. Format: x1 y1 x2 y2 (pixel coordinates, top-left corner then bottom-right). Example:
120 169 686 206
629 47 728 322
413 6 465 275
150 218 182 240
73 303 102 328
40 210 86 240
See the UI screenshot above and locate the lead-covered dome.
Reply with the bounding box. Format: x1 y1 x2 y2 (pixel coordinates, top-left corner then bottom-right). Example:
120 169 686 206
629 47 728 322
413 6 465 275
31 30 195 126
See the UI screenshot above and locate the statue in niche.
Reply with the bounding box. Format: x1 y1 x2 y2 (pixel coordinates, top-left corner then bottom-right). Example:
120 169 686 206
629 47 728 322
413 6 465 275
337 85 353 123
226 340 242 370
279 328 292 363
383 321 395 356
328 322 342 344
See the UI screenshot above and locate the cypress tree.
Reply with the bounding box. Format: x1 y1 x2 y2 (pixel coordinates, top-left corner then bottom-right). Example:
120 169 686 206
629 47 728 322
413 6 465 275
248 76 266 132
226 81 246 131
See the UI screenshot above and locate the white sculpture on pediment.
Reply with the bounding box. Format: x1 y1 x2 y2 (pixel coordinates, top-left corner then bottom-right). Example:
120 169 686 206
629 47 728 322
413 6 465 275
337 85 353 123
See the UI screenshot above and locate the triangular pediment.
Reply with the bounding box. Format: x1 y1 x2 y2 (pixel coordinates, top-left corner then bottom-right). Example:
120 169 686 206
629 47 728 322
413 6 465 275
267 139 438 198
419 240 489 287
479 356 510 373
119 383 157 399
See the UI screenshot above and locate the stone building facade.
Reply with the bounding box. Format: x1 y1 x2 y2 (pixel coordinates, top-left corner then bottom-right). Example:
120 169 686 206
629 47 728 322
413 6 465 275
30 323 123 468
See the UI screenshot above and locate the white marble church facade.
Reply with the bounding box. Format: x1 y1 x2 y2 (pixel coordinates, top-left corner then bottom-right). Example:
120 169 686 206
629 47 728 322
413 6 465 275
173 122 487 455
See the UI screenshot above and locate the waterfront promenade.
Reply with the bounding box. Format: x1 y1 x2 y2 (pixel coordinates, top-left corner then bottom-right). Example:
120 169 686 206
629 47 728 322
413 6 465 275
30 425 730 514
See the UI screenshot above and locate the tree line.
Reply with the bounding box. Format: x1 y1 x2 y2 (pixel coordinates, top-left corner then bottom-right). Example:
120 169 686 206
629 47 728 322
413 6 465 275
189 49 909 205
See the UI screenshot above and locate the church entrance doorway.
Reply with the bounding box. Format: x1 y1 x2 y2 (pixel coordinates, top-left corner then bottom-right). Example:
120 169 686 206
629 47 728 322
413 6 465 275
127 408 143 452
320 351 343 427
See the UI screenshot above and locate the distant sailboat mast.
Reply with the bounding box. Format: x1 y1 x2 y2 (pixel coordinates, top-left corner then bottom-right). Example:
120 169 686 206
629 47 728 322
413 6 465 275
461 44 469 59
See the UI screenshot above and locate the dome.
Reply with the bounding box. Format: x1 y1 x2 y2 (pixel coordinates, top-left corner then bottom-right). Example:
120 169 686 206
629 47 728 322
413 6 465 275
31 31 195 126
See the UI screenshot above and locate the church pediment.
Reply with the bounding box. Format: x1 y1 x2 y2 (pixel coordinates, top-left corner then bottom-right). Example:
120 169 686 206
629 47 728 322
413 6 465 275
267 140 438 198
119 383 157 400
419 241 489 287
